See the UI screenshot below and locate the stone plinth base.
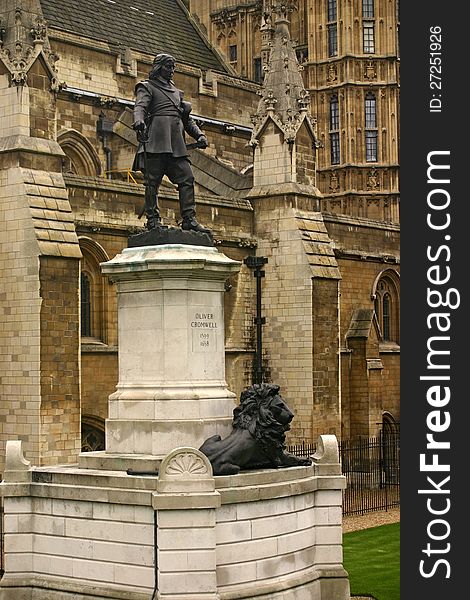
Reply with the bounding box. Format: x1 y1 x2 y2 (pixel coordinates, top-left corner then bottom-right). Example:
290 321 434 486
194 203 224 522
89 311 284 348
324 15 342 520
0 437 350 600
106 383 237 456
78 451 162 473
128 225 214 248
100 244 241 457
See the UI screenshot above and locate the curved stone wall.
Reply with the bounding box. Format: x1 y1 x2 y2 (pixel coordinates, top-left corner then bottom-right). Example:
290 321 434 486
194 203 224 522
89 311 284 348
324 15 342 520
0 440 350 600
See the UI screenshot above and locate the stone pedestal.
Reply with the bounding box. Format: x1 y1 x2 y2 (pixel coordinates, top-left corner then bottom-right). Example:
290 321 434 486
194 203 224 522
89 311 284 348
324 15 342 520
0 241 351 600
0 437 350 600
100 244 241 457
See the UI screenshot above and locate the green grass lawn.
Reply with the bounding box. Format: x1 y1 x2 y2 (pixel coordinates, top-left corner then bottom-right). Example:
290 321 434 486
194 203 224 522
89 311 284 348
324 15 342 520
343 522 400 600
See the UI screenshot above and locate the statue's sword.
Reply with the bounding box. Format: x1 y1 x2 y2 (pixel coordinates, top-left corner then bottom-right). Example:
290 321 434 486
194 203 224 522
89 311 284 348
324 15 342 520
185 140 207 150
137 127 150 219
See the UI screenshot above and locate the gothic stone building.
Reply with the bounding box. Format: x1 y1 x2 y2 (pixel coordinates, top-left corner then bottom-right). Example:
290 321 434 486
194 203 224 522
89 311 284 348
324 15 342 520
0 0 399 472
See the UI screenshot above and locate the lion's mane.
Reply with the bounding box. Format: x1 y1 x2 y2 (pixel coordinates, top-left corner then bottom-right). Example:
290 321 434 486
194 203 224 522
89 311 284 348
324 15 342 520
199 383 312 475
232 383 288 457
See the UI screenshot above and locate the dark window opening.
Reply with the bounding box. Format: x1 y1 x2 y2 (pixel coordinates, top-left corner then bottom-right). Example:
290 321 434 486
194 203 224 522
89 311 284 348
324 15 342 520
362 0 375 18
330 95 340 165
330 95 339 130
328 0 337 22
229 44 238 62
80 272 92 337
254 57 263 83
365 94 377 128
330 132 340 165
328 24 338 56
383 293 391 341
365 93 378 162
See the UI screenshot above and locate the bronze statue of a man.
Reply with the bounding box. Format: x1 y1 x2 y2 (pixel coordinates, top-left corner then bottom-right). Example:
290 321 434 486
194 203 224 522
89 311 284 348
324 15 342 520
132 53 210 233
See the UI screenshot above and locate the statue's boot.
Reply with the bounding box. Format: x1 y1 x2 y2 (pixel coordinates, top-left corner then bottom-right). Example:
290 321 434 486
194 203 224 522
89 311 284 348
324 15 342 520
179 180 212 235
182 215 212 235
144 185 161 230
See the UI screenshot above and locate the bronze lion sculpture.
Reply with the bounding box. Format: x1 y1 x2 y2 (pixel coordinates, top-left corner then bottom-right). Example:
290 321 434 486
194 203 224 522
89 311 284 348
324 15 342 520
199 383 312 475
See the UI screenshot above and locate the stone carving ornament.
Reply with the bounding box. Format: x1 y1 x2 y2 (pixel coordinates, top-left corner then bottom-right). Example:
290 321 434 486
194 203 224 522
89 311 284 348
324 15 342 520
367 169 380 189
327 63 337 83
164 452 208 476
330 172 340 192
0 9 61 90
364 60 377 81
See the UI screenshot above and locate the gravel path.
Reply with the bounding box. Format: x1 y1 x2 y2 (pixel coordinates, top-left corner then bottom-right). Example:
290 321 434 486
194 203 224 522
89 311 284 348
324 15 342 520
343 506 400 533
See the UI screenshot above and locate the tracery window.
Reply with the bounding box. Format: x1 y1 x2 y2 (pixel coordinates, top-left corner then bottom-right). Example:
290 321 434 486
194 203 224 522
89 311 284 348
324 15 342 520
327 0 338 56
329 95 340 165
58 129 102 176
363 21 375 53
365 92 378 162
79 238 110 344
362 0 375 18
80 272 92 337
362 1 376 54
81 416 105 452
373 270 400 344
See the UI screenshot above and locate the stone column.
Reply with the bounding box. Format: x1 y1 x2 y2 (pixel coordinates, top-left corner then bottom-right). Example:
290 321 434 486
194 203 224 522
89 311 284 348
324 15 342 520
153 447 220 600
0 3 82 470
100 244 241 457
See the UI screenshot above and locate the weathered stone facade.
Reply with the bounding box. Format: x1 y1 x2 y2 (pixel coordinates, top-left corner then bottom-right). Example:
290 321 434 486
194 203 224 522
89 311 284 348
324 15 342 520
0 0 400 472
191 0 400 224
192 0 401 442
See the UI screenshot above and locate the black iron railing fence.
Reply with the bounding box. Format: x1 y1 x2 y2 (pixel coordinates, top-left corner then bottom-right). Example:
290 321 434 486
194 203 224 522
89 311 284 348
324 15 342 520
287 430 400 516
287 440 317 458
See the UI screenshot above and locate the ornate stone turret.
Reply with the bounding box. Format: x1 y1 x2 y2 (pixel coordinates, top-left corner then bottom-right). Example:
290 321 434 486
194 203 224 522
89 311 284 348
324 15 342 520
0 0 81 471
0 1 60 90
259 1 274 72
249 1 320 195
246 3 340 444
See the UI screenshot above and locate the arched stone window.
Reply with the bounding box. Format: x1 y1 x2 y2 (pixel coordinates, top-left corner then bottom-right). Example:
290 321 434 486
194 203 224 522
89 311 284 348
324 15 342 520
81 415 105 452
381 412 399 484
58 129 102 176
79 237 110 344
372 268 400 344
80 271 92 337
382 411 399 435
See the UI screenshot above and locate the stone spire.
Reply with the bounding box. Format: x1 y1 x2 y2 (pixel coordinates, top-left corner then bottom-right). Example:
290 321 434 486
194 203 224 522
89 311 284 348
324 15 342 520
248 1 320 193
0 0 60 90
250 1 317 147
259 1 274 72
